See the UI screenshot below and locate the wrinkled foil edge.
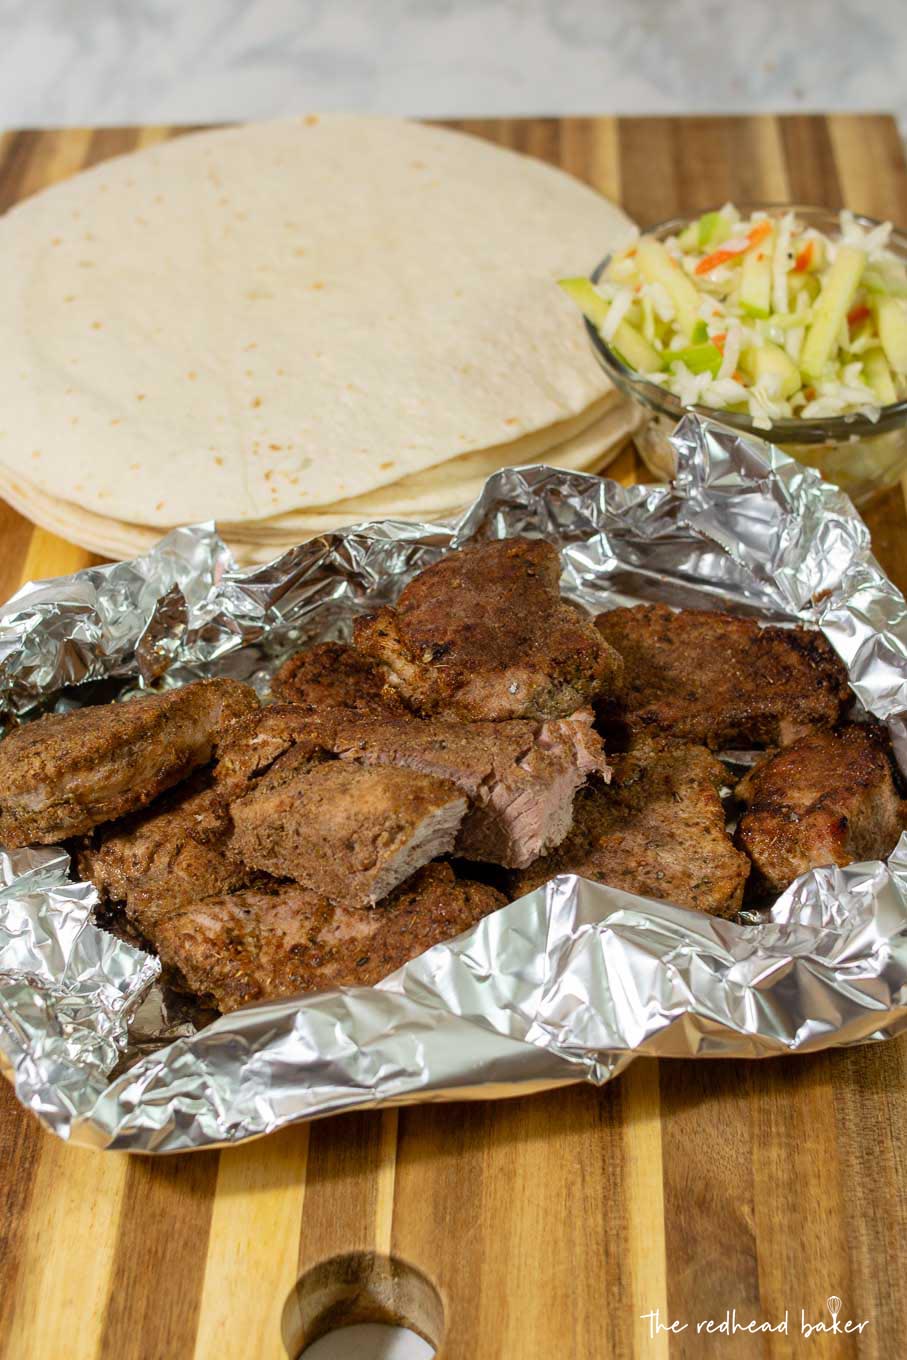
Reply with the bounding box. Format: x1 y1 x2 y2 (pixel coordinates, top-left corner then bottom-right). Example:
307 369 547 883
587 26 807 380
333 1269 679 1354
0 414 906 1152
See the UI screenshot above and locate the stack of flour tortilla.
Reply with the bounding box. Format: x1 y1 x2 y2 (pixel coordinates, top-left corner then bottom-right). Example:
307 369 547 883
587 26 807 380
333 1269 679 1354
0 115 640 564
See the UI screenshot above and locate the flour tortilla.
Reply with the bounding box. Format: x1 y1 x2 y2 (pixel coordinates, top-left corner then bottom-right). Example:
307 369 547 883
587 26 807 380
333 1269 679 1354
0 116 634 527
0 402 637 567
223 398 641 540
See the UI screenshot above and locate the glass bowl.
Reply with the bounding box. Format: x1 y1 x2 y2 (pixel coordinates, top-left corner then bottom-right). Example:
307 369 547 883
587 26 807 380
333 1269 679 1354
585 205 907 504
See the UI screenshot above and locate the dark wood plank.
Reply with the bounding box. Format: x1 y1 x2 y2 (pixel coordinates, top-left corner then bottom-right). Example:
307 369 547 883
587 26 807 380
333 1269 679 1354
99 1152 221 1360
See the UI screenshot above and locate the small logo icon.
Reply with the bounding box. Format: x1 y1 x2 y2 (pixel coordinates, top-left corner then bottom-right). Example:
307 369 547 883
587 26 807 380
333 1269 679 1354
827 1296 843 1328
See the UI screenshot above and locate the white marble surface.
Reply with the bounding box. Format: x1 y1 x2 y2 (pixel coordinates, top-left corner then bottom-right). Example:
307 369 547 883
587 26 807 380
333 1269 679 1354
0 0 904 128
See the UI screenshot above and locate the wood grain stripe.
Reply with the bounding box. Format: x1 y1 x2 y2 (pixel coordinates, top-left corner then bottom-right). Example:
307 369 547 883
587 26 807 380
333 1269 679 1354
833 1040 907 1360
0 1081 45 1355
778 115 844 208
751 1054 857 1360
620 1060 669 1360
0 131 43 212
560 115 621 204
194 1127 309 1360
3 1143 129 1360
99 1151 221 1360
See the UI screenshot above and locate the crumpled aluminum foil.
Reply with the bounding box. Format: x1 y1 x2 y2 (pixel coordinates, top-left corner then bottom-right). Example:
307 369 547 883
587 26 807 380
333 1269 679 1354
2 413 907 1153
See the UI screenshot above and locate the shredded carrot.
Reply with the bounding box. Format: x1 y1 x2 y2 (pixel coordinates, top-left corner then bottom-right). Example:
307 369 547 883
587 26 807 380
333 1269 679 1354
794 239 814 272
732 370 746 383
746 220 773 250
695 219 774 275
626 248 637 258
847 302 870 327
712 332 727 348
695 247 737 275
804 385 816 401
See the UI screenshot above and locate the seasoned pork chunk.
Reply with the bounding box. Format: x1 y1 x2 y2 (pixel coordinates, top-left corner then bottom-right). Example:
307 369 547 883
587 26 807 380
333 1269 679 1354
0 678 258 847
231 762 467 907
355 538 623 721
510 742 750 917
153 862 505 1011
214 704 336 784
271 641 409 717
735 724 907 893
75 773 251 913
333 709 607 869
595 604 850 750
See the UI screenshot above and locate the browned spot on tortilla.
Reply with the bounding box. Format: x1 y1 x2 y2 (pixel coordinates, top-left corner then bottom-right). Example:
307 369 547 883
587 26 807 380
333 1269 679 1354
269 443 282 451
251 397 262 409
136 393 145 401
90 321 102 330
155 501 165 512
379 460 394 470
214 456 224 467
311 282 325 290
504 417 518 426
187 371 197 381
51 237 62 246
64 295 75 302
304 114 319 126
110 418 122 426
129 462 140 471
31 450 41 459
293 248 305 257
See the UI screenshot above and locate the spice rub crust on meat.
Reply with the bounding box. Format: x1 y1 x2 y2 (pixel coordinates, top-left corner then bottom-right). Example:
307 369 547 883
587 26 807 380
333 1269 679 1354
510 742 750 918
270 641 409 718
153 862 505 1012
75 773 253 929
355 538 624 721
0 678 259 847
594 603 850 751
735 724 907 894
231 761 467 907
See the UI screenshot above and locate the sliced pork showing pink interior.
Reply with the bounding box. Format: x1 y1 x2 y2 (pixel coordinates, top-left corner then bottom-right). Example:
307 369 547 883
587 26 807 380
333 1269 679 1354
332 708 607 869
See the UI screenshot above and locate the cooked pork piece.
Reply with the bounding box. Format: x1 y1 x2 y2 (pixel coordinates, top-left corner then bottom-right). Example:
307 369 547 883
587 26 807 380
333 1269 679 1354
509 742 750 917
735 724 907 894
231 761 467 907
271 641 409 718
595 604 851 750
0 678 259 847
153 862 505 1011
333 709 607 869
75 772 251 912
354 538 623 721
214 703 337 785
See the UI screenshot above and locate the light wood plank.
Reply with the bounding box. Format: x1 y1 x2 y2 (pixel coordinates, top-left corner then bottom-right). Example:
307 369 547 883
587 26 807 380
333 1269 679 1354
193 1126 310 1360
3 1143 129 1360
621 1060 670 1360
19 527 96 586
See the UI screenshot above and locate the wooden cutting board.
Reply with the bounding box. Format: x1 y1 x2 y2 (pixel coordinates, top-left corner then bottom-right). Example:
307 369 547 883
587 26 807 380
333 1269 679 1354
1 115 907 1360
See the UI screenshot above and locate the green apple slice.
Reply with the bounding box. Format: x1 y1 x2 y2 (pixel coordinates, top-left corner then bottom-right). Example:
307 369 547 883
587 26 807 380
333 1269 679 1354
863 346 898 404
740 341 801 399
740 247 772 318
667 341 723 377
874 295 907 372
800 244 866 380
635 238 702 338
558 278 662 373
